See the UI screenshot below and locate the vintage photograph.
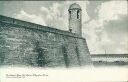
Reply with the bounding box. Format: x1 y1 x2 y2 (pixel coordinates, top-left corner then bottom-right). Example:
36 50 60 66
0 0 128 82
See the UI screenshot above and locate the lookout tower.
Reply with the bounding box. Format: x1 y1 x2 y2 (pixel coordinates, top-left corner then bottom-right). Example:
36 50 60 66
68 3 82 36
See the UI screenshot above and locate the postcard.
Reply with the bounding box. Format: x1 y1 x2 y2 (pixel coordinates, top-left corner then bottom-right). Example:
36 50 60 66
0 0 128 82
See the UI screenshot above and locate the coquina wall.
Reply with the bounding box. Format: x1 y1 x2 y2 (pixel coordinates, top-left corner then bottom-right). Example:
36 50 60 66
0 15 92 67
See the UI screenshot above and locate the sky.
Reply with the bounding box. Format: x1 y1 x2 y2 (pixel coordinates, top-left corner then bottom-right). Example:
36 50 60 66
0 0 127 54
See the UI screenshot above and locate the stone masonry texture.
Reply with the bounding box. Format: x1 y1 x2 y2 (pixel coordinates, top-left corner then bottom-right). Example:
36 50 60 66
0 15 92 67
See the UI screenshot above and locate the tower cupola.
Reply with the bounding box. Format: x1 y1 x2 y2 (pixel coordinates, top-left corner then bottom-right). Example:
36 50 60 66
68 3 82 36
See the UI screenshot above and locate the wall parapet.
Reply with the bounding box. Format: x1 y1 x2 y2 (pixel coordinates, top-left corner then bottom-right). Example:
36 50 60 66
0 15 84 39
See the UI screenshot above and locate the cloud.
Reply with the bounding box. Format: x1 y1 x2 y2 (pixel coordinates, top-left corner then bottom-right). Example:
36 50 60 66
14 1 90 31
98 0 127 21
103 15 128 54
15 10 46 26
40 2 69 30
104 15 128 35
40 7 49 15
84 0 128 54
40 1 90 30
83 19 112 54
13 1 127 54
15 2 68 30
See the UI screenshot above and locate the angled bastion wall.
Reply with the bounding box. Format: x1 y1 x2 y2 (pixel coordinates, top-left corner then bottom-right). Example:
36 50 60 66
0 15 92 67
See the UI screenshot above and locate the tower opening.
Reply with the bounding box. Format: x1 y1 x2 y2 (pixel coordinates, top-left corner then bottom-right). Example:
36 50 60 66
77 10 80 19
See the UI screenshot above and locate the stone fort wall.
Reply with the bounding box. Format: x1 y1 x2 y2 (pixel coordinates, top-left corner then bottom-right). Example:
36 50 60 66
0 15 91 67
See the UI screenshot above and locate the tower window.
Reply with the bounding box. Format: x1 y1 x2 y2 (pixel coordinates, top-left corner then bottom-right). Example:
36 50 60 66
69 28 72 32
69 10 71 18
69 10 71 14
77 10 80 19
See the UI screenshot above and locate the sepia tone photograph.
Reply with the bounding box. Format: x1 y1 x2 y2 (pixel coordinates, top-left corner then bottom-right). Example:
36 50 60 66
0 0 128 82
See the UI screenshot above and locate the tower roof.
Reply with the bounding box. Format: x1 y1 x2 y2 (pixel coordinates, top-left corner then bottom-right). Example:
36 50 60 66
69 3 81 10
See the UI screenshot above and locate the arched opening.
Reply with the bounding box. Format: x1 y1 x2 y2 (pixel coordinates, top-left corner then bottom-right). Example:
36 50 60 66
69 10 71 18
69 10 71 14
77 10 80 19
34 41 48 67
62 45 69 68
75 46 81 66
